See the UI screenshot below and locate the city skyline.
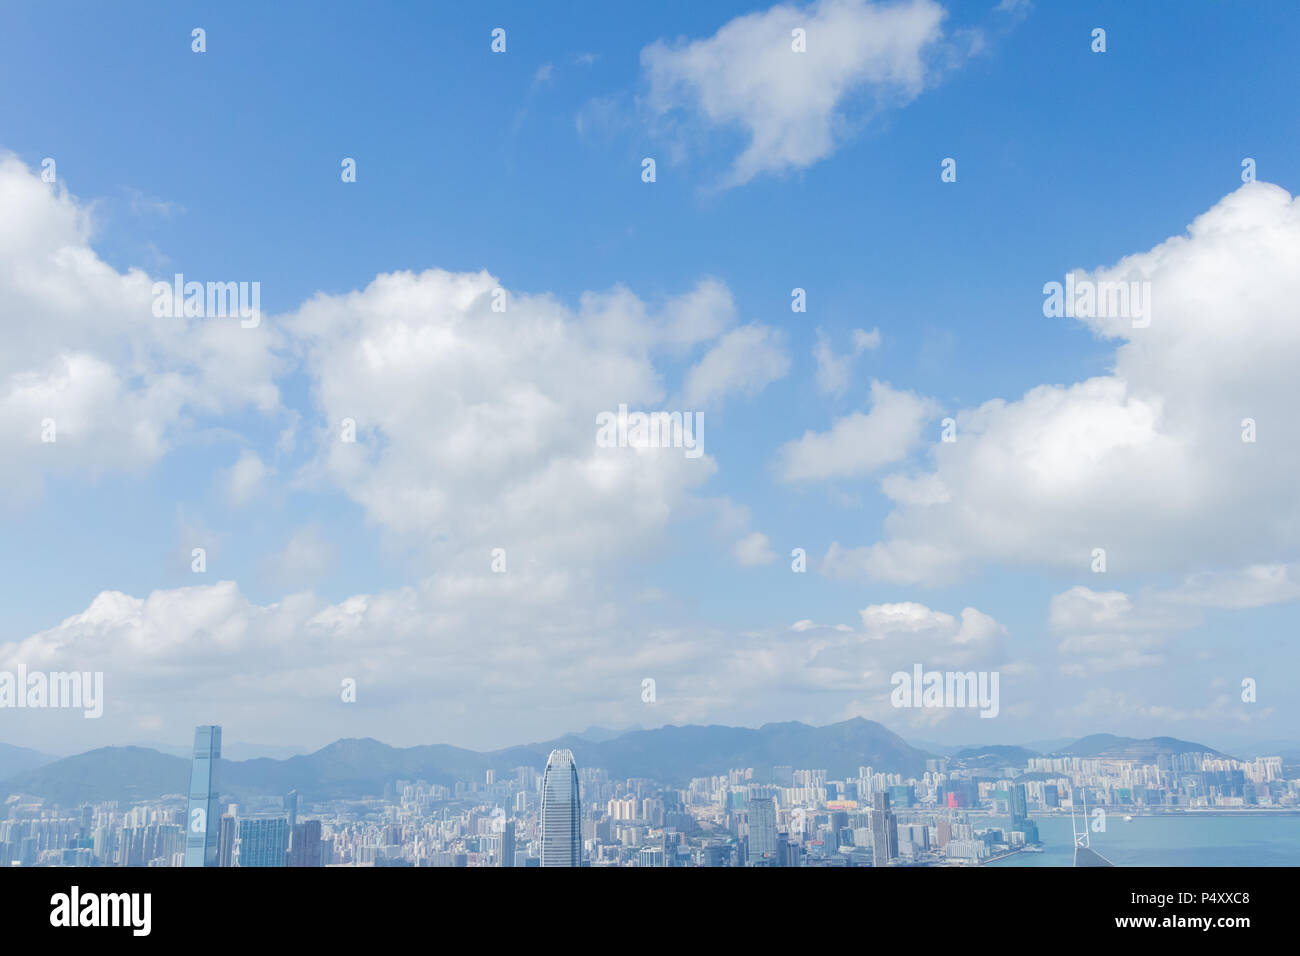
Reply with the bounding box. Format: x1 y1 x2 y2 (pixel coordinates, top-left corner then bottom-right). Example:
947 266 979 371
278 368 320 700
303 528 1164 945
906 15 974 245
3 720 1293 868
4 714 1288 785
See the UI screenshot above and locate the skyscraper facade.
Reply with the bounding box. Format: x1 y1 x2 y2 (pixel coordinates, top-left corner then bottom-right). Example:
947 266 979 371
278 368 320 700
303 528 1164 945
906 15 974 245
217 813 236 867
288 819 324 867
747 797 778 865
239 815 290 867
183 725 222 867
1009 782 1039 843
285 789 299 830
871 792 898 866
499 821 516 867
539 749 581 867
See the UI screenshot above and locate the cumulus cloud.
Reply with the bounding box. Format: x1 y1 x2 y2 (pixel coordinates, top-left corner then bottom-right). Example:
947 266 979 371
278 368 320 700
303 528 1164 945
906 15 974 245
831 183 1300 584
775 380 936 481
641 0 950 186
784 601 1009 727
0 154 281 503
0 153 820 750
1048 585 1191 634
1048 586 1177 676
281 268 787 568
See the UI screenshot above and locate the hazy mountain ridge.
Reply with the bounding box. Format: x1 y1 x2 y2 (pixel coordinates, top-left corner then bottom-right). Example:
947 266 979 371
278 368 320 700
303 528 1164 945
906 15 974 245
0 723 1228 807
1055 734 1229 760
949 745 1040 769
0 742 58 782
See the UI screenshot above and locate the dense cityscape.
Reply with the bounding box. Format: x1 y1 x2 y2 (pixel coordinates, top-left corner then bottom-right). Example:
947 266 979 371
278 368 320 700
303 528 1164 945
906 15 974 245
2 724 1293 868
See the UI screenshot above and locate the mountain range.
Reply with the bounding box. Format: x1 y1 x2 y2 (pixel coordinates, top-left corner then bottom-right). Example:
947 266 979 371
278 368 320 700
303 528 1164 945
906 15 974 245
0 720 1233 807
0 718 929 805
0 742 57 782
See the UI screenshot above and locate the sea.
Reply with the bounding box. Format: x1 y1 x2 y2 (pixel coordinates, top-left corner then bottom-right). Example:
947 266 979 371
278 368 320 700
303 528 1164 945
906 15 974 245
981 813 1300 866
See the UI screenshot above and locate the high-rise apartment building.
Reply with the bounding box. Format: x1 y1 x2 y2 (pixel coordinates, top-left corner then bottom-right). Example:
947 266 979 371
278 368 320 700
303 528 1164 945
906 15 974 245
288 819 324 867
239 815 290 867
747 797 778 865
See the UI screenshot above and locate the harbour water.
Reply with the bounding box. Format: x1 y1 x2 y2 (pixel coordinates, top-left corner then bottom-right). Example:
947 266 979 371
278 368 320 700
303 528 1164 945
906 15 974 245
983 813 1300 866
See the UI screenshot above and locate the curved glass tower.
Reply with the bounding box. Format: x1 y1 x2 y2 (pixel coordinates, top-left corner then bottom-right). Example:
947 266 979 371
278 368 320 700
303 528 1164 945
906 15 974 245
539 748 581 866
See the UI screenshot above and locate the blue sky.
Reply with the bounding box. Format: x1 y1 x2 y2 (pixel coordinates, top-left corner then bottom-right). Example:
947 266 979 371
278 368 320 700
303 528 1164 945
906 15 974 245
1 0 1298 755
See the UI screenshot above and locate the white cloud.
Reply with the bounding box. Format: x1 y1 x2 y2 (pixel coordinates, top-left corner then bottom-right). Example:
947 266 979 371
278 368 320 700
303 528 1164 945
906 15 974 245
879 471 950 506
836 183 1300 584
852 327 881 351
285 268 736 568
859 602 1003 658
813 326 880 396
0 154 281 503
1159 563 1300 610
223 449 270 507
776 380 936 481
1048 569 1300 678
1065 687 1269 728
642 0 950 186
266 526 337 585
680 323 789 407
733 531 777 566
0 577 1009 750
794 602 1007 727
1049 585 1192 677
1048 585 1190 634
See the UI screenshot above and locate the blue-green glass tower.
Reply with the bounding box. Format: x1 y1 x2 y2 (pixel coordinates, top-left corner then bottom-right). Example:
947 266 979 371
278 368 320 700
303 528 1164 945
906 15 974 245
184 725 222 867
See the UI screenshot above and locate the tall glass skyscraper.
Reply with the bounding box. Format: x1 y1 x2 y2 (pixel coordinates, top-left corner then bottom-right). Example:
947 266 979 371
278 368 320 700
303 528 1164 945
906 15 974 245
184 725 222 867
539 749 581 867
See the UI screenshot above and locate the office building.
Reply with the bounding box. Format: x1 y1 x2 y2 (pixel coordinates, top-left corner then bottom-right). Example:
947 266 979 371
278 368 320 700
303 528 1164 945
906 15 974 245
183 725 222 867
539 749 581 867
